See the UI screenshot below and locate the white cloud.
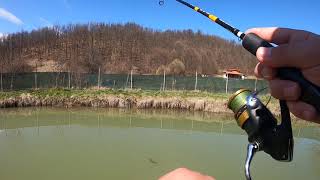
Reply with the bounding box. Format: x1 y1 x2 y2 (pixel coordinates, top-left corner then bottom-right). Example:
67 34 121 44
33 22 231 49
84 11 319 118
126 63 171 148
63 0 71 10
0 8 23 25
39 17 53 28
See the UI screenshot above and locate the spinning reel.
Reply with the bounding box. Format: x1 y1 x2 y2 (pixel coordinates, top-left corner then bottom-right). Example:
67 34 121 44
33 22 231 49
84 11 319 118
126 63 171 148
228 89 294 180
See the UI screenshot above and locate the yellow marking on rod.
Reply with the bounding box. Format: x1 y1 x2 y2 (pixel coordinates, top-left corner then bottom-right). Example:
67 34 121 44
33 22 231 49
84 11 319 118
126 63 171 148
194 7 200 11
208 14 218 22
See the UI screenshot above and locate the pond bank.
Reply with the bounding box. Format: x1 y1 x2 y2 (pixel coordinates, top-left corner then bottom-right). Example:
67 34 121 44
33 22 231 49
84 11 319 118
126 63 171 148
0 89 280 115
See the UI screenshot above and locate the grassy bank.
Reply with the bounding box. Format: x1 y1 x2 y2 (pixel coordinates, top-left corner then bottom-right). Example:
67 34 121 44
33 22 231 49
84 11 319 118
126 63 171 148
0 88 279 114
0 88 230 99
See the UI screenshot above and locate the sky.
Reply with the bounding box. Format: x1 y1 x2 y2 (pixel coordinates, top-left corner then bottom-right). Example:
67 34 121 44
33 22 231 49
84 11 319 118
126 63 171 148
0 0 320 40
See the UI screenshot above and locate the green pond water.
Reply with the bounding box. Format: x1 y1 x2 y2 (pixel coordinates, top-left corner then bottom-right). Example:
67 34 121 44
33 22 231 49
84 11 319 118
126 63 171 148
0 108 319 180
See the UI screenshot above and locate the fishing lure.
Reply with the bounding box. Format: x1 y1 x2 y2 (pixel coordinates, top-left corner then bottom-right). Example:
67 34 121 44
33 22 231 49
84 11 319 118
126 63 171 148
159 0 164 6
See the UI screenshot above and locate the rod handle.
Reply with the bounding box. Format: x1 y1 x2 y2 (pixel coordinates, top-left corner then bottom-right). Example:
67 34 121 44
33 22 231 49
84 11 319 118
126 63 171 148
242 33 320 112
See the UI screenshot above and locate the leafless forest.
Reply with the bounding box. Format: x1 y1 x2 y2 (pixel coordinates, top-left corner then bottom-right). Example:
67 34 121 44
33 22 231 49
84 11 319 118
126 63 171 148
0 23 257 75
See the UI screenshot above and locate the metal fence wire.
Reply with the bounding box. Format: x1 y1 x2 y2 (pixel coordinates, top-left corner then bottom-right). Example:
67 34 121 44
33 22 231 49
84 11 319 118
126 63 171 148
0 72 268 94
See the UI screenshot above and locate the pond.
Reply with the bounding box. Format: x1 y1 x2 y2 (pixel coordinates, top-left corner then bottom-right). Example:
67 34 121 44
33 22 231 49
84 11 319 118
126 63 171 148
0 108 319 180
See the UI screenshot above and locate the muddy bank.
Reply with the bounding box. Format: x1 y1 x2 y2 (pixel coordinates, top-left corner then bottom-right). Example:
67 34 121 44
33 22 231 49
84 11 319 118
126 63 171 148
0 92 280 115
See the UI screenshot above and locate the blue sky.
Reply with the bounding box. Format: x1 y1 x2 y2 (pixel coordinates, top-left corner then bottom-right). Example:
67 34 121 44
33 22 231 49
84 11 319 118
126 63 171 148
0 0 320 40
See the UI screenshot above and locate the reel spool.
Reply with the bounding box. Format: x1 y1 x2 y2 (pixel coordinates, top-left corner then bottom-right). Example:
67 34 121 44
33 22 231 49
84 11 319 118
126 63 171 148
228 89 252 128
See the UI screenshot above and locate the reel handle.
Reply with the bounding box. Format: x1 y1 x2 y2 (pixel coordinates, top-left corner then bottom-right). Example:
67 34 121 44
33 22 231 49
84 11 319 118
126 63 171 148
242 33 320 112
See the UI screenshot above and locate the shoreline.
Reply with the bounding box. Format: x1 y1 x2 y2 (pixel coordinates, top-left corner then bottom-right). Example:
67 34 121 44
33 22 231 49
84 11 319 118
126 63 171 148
0 88 280 115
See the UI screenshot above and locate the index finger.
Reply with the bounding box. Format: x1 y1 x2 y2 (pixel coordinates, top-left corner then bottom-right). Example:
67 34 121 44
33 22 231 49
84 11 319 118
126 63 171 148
246 27 302 45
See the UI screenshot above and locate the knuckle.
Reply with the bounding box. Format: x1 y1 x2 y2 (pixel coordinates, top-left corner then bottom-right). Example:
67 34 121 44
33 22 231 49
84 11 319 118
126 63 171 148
269 80 300 100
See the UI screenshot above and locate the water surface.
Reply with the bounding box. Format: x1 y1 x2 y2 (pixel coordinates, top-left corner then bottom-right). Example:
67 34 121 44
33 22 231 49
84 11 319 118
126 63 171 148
0 108 319 180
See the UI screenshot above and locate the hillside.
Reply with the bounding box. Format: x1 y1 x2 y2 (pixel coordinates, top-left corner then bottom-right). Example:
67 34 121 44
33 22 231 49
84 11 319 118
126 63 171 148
0 23 257 75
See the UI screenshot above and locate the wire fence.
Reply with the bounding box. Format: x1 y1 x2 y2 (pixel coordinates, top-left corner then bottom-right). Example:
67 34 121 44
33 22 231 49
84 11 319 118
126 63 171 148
0 72 268 94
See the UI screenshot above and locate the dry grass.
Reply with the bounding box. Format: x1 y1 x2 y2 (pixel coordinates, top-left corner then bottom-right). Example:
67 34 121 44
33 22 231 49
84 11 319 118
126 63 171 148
0 88 279 115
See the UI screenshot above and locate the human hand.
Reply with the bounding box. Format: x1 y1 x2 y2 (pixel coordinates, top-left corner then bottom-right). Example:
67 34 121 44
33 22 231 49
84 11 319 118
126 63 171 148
159 168 215 180
247 27 320 123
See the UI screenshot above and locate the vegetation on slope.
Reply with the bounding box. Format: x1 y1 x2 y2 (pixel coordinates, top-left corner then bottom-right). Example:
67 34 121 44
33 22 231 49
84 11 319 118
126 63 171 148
0 23 256 75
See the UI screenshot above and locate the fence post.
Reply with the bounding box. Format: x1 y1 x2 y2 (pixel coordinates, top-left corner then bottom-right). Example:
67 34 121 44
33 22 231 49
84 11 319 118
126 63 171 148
68 70 71 89
195 70 198 91
34 63 38 89
34 72 38 89
130 70 133 90
79 73 82 89
10 73 14 90
171 77 176 90
163 70 166 91
254 78 258 91
55 72 59 88
225 74 229 94
98 67 101 89
125 73 129 89
0 73 2 91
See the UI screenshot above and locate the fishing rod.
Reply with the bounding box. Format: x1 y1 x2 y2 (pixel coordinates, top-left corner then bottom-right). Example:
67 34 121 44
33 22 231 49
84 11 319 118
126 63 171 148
176 0 320 180
176 0 245 39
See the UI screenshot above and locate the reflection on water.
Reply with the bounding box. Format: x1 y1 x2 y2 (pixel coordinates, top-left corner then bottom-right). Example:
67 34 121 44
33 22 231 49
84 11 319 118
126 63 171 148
0 108 242 135
0 108 319 180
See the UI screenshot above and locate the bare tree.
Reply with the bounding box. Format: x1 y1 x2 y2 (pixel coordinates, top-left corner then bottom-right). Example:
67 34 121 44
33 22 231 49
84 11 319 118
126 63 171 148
0 22 257 76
